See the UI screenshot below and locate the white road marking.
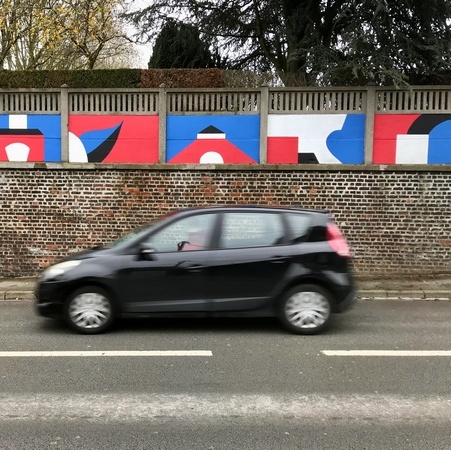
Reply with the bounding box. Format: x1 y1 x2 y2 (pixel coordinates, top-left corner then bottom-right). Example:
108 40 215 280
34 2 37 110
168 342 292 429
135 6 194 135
0 350 212 357
322 350 451 356
0 394 450 421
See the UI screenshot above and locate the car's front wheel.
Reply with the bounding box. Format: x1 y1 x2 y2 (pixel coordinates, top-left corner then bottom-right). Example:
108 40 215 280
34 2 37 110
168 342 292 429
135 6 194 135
279 284 332 335
64 286 115 334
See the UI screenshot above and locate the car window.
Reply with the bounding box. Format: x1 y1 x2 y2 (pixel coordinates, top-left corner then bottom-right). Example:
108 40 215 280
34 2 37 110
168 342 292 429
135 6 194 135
219 212 284 249
286 213 311 243
144 213 216 252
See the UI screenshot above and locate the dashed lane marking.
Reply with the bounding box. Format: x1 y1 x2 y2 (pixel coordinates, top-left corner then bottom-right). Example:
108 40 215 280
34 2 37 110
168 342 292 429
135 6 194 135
322 350 451 356
0 350 212 357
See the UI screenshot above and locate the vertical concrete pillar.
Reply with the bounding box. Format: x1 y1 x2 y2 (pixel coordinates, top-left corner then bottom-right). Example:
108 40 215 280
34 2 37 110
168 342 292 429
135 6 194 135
158 86 167 164
259 85 269 164
60 84 69 162
365 84 376 164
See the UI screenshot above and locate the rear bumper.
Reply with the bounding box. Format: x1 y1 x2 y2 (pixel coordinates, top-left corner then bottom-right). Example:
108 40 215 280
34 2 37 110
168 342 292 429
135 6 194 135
335 289 357 313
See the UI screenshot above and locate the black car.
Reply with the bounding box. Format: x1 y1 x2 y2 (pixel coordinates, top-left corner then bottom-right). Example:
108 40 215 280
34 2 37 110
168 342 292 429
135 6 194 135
35 206 357 335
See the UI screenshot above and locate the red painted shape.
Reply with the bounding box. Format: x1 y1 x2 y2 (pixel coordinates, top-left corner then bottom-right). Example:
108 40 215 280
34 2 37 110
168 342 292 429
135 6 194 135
267 137 298 163
169 138 256 164
69 115 159 163
373 114 420 164
0 130 44 161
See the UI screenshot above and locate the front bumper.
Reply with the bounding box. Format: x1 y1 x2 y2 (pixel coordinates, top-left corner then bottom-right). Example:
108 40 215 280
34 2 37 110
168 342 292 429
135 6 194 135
34 280 68 318
35 301 63 318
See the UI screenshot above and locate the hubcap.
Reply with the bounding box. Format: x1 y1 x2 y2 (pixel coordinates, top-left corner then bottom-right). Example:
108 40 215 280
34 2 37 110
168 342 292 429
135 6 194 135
69 292 111 329
285 291 330 329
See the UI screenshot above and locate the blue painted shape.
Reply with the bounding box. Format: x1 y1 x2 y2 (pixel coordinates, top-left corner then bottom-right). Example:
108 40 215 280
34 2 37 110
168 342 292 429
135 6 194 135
79 122 122 154
27 115 61 162
428 120 451 163
0 114 61 161
167 115 260 162
326 115 365 164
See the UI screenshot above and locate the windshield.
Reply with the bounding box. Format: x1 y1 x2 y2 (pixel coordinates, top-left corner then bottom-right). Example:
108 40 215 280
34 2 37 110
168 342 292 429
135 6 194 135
107 225 153 249
105 210 180 249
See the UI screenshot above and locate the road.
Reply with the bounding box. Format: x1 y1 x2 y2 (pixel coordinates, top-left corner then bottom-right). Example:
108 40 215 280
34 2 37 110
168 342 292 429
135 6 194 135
0 299 450 449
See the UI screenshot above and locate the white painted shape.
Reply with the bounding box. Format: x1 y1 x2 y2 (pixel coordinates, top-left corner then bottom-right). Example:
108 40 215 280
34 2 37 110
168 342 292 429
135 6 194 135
68 132 88 162
199 151 224 164
0 350 212 357
5 143 30 161
9 114 27 129
322 350 451 356
198 133 226 139
268 114 346 163
395 134 429 164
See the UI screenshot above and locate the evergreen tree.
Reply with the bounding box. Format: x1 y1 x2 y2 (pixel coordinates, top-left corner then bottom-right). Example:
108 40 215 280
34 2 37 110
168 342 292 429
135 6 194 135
129 0 451 87
148 20 213 69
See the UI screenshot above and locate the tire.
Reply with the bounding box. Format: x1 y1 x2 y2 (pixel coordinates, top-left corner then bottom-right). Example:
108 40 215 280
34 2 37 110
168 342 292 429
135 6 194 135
64 286 115 334
279 284 333 335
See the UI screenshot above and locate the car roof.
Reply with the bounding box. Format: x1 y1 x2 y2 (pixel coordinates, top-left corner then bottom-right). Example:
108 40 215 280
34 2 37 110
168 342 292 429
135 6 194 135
173 205 330 215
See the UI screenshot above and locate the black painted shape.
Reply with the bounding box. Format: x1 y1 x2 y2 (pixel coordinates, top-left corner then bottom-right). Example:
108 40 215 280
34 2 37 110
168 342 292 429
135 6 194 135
0 128 43 135
407 114 451 134
200 125 224 134
87 123 123 163
298 153 319 164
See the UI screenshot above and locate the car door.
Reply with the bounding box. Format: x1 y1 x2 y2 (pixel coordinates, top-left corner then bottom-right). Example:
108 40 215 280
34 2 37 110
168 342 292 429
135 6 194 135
119 212 218 313
208 211 290 312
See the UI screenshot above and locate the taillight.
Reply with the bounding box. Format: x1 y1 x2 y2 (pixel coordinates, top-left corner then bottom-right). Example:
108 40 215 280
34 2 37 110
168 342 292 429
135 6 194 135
326 222 351 257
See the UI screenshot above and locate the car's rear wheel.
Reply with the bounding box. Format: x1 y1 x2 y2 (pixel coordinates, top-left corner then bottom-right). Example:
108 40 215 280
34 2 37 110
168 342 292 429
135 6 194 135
279 284 332 335
64 286 115 334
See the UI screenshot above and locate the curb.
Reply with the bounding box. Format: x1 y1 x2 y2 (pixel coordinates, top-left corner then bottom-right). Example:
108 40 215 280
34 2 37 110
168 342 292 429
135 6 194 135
358 290 450 301
2 291 36 301
0 290 449 301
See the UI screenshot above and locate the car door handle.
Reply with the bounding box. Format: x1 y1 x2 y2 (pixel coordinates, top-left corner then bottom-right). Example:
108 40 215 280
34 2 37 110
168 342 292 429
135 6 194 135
177 261 205 272
270 256 288 264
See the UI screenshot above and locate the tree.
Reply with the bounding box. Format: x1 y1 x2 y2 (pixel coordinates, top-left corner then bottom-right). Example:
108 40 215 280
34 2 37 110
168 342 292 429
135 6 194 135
127 0 451 87
0 0 35 69
1 0 136 70
149 19 213 68
47 0 132 69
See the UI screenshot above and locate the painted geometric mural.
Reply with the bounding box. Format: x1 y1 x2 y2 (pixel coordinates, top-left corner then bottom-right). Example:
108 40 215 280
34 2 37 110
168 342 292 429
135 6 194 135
69 115 159 163
267 114 365 164
374 114 451 164
4 110 449 165
166 116 259 164
0 114 61 162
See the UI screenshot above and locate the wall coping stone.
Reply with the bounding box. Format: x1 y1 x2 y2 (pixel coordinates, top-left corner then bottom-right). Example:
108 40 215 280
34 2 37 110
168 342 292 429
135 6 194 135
1 162 451 172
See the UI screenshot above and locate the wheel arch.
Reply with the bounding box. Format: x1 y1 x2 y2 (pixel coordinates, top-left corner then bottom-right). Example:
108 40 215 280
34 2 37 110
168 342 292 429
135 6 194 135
275 276 336 309
65 278 121 314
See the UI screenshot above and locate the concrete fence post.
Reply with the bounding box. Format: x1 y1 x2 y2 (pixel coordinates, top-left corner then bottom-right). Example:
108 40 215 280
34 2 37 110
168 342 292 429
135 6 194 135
365 84 376 164
158 86 167 164
259 85 269 164
60 84 69 162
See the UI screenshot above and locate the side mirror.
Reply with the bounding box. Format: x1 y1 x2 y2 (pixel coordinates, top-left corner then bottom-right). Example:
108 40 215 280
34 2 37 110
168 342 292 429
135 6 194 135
139 243 156 259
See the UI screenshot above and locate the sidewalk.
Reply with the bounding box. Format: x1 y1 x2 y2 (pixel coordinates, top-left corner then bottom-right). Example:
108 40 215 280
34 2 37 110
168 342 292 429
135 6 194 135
0 276 450 301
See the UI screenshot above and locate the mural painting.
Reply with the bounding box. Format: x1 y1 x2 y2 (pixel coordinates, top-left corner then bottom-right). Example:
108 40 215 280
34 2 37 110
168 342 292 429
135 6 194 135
69 115 159 163
0 114 61 162
267 114 365 164
166 116 260 164
374 114 451 164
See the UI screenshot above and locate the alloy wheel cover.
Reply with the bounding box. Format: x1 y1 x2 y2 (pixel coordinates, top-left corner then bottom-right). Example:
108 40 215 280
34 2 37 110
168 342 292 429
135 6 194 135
285 291 330 329
69 292 111 329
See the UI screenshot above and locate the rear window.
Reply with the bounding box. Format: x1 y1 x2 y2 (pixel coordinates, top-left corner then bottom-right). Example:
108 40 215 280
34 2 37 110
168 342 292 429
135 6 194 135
220 212 284 249
286 213 311 243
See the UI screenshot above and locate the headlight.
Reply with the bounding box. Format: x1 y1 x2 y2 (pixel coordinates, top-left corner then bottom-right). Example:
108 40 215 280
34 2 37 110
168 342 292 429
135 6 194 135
41 260 81 281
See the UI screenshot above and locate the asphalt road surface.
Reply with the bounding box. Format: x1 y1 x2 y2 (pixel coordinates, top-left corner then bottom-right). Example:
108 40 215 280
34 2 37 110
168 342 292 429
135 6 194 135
0 299 450 449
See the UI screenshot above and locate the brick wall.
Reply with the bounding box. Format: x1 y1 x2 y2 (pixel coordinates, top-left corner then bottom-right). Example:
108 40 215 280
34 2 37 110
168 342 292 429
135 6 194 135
1 166 450 278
